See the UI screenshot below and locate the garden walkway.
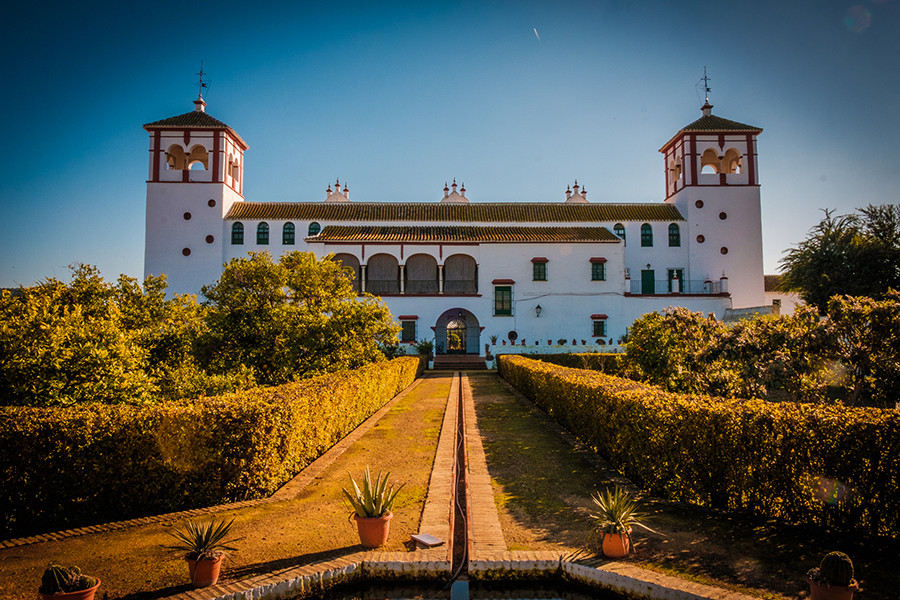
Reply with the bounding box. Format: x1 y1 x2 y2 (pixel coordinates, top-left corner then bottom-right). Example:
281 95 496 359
0 372 788 600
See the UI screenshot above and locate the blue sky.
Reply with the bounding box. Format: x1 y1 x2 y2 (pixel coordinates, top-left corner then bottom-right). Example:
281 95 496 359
2 0 898 288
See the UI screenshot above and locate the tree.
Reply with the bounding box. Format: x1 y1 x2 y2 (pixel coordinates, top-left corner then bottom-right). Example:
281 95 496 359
780 204 900 311
199 251 400 384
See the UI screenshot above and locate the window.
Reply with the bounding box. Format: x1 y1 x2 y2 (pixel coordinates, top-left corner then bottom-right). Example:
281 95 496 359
668 223 681 247
613 223 625 245
591 262 606 281
308 222 321 236
283 222 295 245
231 222 244 245
401 320 417 342
532 260 547 281
494 286 512 316
640 223 653 247
592 319 607 337
257 222 269 245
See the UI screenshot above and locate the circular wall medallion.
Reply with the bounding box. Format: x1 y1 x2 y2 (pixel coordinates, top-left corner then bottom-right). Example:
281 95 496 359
208 199 216 207
695 200 704 208
507 330 518 341
182 248 191 256
720 247 729 255
183 212 192 220
205 235 215 244
696 234 705 243
719 211 727 220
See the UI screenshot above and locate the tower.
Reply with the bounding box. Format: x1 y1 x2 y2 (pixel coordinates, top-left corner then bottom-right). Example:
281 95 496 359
660 102 765 308
143 95 247 295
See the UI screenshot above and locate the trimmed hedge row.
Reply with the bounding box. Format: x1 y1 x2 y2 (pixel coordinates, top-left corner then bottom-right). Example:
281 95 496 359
498 355 900 537
519 352 622 374
0 356 422 539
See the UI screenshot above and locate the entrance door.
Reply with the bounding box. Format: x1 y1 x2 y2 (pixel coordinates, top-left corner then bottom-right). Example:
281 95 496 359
446 318 467 354
641 269 655 294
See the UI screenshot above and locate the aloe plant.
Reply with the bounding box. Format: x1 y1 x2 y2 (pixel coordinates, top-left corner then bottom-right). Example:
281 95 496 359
589 486 656 549
342 466 404 518
164 517 242 560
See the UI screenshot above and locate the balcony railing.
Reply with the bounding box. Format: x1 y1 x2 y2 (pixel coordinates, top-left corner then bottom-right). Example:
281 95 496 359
629 279 725 295
405 280 440 294
364 279 478 295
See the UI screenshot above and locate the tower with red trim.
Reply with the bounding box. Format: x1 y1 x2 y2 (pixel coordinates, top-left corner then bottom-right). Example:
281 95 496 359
143 95 247 295
660 101 765 308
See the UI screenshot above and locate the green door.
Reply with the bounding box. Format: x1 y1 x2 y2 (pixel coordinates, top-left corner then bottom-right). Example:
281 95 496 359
641 269 655 294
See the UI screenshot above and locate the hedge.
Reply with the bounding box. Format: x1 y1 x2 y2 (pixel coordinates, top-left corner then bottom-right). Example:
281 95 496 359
0 356 422 539
519 352 622 374
498 355 900 537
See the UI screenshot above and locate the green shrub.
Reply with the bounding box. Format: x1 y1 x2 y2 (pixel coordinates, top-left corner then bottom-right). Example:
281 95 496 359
0 357 421 539
522 353 622 374
498 355 900 537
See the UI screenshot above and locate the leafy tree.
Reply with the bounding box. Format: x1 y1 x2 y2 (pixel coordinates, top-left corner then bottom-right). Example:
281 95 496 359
200 251 400 384
622 307 731 395
0 265 157 406
828 292 900 408
703 306 835 402
780 204 900 310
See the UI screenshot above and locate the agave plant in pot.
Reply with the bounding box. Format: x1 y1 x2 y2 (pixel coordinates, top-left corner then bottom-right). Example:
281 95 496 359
39 564 100 600
589 486 657 558
165 517 241 588
343 466 404 548
807 551 859 600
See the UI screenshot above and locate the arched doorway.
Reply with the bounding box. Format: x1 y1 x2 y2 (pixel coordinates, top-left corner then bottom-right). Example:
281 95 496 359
434 308 480 355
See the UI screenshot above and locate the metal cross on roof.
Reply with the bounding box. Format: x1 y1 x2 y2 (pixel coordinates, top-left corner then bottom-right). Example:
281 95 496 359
196 61 209 99
698 66 711 104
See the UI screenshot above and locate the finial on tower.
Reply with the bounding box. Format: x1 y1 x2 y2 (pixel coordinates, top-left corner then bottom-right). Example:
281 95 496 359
193 61 209 112
698 66 713 116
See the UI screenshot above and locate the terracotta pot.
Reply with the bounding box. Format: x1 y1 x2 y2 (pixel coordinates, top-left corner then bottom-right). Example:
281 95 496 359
40 579 101 600
808 577 859 600
354 511 393 548
187 554 224 587
601 528 631 558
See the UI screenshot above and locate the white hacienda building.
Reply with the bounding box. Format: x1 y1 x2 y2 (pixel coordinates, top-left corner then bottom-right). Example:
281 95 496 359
144 96 767 356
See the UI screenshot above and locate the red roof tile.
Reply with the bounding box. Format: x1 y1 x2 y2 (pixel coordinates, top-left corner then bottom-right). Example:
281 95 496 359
308 225 621 243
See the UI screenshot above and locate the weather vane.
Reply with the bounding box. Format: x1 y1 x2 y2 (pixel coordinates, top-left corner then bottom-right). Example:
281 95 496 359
698 66 711 105
196 61 209 99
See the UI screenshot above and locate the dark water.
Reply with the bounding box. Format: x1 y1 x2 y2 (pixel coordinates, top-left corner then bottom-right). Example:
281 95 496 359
311 578 629 600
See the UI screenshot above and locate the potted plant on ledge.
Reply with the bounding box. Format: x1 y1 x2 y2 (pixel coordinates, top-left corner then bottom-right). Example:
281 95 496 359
807 551 859 600
165 517 241 588
343 466 404 548
589 486 657 558
39 564 100 600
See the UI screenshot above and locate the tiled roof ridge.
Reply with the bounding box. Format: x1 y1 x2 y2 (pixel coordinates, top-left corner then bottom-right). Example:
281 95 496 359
143 110 231 129
311 224 621 243
226 201 685 222
680 113 762 133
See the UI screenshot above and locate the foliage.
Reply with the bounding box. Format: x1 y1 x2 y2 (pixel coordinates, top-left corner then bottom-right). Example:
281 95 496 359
0 356 421 539
621 307 731 395
780 204 900 311
498 355 900 537
827 292 900 407
526 353 622 374
165 518 241 560
703 306 836 402
200 251 400 385
39 564 97 594
414 339 434 355
342 466 404 518
589 486 654 550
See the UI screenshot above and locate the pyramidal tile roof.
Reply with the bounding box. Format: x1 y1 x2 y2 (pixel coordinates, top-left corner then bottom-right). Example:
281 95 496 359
225 202 684 223
309 225 621 243
679 113 762 133
143 110 231 129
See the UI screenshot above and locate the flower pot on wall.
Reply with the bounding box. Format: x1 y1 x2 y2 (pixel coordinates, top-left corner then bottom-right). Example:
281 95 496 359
355 511 393 548
187 555 224 587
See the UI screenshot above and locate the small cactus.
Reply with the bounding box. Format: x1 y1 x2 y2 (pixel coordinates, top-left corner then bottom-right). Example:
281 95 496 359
39 563 97 594
820 551 854 586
